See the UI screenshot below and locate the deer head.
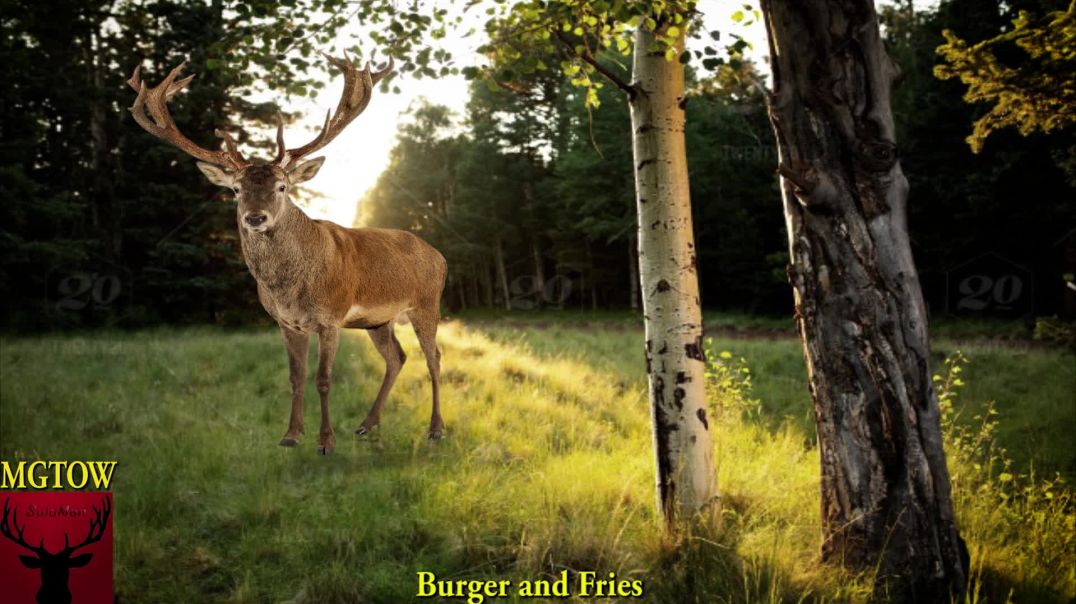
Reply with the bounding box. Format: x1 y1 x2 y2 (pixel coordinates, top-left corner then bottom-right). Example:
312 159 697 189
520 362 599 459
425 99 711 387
127 52 393 233
1 497 111 604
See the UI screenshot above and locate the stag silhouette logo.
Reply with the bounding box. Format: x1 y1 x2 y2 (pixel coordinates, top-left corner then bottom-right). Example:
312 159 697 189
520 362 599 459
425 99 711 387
0 495 112 604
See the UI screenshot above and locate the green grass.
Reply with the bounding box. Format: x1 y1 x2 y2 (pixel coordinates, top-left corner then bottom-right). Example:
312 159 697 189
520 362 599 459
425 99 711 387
473 319 1075 479
1 319 1073 603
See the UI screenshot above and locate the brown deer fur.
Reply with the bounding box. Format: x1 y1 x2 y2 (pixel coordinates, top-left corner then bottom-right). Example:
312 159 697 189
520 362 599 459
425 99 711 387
127 55 447 453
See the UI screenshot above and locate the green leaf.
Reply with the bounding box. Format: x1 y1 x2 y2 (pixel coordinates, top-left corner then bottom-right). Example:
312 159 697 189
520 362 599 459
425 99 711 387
701 57 723 70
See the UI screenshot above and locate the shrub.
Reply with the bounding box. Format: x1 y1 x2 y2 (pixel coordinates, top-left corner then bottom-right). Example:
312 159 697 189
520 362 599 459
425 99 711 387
937 351 1075 602
702 338 761 422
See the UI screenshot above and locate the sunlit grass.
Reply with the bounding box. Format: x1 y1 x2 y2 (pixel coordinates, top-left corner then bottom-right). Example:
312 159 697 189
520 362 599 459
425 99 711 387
0 320 1072 603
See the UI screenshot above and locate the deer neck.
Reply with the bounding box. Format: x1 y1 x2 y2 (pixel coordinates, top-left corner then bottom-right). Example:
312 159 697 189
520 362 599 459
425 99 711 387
239 200 324 292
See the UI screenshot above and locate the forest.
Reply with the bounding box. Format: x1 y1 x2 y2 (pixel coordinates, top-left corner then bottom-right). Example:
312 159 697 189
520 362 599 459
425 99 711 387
3 0 1073 327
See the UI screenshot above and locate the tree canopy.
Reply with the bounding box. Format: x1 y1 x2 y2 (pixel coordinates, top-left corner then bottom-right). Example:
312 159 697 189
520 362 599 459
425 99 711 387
1 0 1072 330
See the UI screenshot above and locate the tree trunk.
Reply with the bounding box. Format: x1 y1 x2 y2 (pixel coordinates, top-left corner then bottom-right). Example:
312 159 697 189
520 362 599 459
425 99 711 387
456 274 467 312
86 31 116 255
482 261 495 307
585 242 598 311
578 270 586 311
760 1 968 600
628 234 640 310
469 268 481 309
494 237 511 310
532 241 546 309
630 24 717 521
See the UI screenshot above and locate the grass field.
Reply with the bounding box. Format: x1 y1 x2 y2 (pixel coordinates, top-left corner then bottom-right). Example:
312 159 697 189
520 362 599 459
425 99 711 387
1 314 1073 603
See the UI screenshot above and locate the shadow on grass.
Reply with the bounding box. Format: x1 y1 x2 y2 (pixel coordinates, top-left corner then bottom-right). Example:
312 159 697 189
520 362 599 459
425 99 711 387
644 500 819 604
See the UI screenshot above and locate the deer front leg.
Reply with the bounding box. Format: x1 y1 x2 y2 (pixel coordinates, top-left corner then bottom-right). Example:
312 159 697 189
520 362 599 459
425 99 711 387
315 327 340 455
356 321 406 436
280 326 309 447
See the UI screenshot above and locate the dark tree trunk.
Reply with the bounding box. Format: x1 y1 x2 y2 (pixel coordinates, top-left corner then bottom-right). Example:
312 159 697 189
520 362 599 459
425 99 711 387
482 261 495 308
532 241 546 309
469 268 481 309
456 274 467 311
495 237 511 310
86 30 119 259
760 1 968 601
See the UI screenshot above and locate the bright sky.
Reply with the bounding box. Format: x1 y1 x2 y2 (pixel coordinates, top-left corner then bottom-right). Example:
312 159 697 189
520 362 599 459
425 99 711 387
269 4 770 227
280 70 472 226
284 1 926 227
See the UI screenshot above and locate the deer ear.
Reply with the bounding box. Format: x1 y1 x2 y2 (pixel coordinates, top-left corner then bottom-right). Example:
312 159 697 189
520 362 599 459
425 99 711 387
68 553 93 567
19 555 42 568
196 162 235 188
288 157 325 184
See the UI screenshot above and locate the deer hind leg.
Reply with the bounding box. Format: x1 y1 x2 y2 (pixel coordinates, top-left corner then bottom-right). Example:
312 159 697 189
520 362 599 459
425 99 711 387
356 321 406 436
314 327 340 455
410 307 444 439
280 326 309 447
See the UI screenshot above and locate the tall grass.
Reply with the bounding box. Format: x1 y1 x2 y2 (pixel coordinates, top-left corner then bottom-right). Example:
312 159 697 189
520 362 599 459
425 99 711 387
0 322 1072 602
935 352 1075 602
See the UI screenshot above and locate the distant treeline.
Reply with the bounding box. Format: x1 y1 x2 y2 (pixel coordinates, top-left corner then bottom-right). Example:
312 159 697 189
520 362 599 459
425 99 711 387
2 0 1072 330
361 62 788 314
362 0 1074 318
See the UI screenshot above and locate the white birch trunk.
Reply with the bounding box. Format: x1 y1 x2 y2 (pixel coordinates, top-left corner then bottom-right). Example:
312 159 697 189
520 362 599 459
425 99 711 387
630 25 717 521
628 234 640 311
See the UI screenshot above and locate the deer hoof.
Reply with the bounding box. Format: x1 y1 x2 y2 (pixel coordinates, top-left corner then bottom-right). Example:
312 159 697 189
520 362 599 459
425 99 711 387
316 445 335 455
279 437 299 447
355 425 378 437
427 430 445 441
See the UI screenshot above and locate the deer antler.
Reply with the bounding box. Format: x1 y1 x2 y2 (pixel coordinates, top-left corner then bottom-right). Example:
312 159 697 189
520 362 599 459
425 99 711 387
127 62 250 172
274 52 394 168
1 498 46 555
61 497 111 555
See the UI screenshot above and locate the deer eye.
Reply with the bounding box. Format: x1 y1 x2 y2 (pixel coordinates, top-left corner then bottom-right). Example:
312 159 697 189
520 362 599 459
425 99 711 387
233 187 240 194
278 185 286 192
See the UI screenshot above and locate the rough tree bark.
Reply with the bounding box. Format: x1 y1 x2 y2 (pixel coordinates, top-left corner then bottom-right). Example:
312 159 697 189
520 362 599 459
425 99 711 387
760 1 968 600
630 24 717 521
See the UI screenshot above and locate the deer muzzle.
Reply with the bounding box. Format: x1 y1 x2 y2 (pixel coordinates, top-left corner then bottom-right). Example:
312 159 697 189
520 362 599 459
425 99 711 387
244 211 270 231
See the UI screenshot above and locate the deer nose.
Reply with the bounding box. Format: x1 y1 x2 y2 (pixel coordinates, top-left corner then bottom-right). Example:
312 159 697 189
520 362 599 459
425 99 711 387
244 212 268 227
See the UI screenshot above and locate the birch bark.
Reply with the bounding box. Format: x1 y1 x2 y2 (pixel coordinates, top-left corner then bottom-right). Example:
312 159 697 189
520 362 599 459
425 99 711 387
630 25 717 520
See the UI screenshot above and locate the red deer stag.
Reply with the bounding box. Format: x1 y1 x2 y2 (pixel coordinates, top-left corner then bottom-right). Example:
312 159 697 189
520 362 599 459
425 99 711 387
126 53 447 453
1 497 111 604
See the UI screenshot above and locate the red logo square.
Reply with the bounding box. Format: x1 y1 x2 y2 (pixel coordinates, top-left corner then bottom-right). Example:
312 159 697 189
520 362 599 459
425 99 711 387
0 492 113 604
